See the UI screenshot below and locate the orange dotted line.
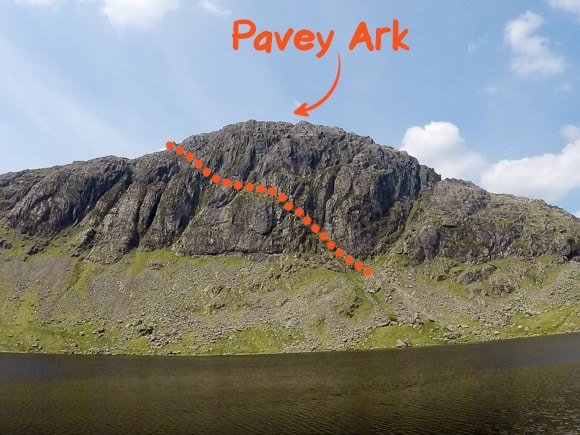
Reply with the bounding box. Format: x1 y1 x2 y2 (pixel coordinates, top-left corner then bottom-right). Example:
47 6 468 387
166 141 373 276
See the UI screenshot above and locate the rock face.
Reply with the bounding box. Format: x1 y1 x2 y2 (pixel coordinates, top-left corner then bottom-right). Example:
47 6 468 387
0 121 440 261
2 120 578 266
399 179 580 264
1 120 579 356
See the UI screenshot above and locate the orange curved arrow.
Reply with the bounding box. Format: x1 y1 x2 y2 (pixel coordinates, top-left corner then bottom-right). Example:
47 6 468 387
294 52 341 117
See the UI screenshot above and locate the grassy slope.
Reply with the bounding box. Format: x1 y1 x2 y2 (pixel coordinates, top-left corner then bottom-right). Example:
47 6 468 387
1 236 578 355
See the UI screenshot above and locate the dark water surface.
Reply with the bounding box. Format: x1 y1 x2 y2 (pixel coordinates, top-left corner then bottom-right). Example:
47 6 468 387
1 333 579 434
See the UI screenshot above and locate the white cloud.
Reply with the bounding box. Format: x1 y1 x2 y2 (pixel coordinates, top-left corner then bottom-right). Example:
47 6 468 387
504 11 565 78
400 122 486 180
561 124 580 142
401 122 580 205
15 0 181 29
198 0 230 17
549 0 580 19
101 0 180 29
481 128 580 202
575 210 580 218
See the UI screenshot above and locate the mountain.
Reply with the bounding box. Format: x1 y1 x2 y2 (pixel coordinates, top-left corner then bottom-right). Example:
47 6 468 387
0 120 578 355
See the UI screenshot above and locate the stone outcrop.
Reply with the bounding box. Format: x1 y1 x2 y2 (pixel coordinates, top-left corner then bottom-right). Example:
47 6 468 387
0 120 578 265
0 121 440 261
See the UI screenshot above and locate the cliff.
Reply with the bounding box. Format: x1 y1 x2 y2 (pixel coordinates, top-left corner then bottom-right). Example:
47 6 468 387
0 121 578 355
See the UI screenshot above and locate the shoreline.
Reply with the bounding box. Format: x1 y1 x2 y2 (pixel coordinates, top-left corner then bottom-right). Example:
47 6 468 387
2 329 579 358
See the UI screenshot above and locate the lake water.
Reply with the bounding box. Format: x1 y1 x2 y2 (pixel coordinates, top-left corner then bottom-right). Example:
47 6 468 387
1 333 579 434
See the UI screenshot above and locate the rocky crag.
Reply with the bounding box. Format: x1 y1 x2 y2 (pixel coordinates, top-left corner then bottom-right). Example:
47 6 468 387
0 120 578 355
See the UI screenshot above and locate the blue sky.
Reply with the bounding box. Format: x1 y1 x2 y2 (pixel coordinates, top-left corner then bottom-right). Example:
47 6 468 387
1 0 579 217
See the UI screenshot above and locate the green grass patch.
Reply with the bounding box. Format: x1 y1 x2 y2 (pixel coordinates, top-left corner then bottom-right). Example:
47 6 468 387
69 261 102 298
0 225 27 258
366 290 393 312
127 249 184 276
282 265 347 294
417 273 469 299
188 256 219 268
200 326 305 355
311 320 332 350
124 336 153 354
502 303 580 338
0 290 120 353
222 256 244 268
126 250 259 279
15 291 38 329
0 282 11 299
388 253 410 269
347 286 373 321
167 331 198 354
357 322 442 350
